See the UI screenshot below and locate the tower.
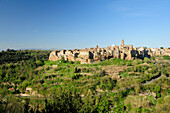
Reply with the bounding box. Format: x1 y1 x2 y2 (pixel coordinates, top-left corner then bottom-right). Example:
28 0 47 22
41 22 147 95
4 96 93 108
121 39 124 46
96 45 98 48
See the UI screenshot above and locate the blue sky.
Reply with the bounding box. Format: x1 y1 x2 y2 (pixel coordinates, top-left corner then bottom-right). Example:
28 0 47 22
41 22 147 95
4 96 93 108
0 0 169 50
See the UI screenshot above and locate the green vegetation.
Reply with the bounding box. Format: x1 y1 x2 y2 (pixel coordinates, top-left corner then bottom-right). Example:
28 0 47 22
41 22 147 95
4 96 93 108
160 47 164 49
0 49 169 112
163 55 170 60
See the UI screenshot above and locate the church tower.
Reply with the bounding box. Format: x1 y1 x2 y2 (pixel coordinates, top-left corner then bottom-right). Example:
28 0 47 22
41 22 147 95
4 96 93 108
121 39 124 46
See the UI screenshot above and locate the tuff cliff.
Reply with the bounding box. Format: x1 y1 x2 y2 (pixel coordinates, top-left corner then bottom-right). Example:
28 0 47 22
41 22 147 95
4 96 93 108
49 39 170 64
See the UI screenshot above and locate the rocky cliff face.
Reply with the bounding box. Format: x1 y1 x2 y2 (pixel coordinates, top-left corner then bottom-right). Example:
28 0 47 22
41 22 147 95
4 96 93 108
49 40 170 64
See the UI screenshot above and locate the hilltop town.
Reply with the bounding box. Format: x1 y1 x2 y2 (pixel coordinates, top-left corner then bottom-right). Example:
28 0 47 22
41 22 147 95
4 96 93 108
49 39 170 63
0 40 169 113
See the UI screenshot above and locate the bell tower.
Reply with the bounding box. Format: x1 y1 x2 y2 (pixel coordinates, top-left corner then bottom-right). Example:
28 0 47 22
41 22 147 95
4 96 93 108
121 39 124 46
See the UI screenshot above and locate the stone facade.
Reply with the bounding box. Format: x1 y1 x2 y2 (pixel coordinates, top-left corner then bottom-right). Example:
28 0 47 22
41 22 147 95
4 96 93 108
49 39 170 64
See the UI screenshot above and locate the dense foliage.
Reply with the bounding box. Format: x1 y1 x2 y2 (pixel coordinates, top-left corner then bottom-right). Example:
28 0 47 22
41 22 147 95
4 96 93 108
163 55 170 60
0 49 51 65
0 50 169 113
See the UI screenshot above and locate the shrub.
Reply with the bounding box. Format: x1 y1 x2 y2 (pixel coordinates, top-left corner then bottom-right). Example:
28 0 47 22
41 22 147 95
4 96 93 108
151 56 155 60
71 74 82 80
144 57 150 63
22 81 29 89
163 55 170 60
45 88 83 112
69 61 74 64
46 66 50 70
61 56 66 63
161 68 167 75
132 60 143 66
154 85 161 94
127 61 132 66
36 60 44 66
156 95 170 113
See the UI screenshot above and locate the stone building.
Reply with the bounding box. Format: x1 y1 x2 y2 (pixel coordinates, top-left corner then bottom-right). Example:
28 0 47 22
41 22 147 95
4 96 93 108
49 39 170 64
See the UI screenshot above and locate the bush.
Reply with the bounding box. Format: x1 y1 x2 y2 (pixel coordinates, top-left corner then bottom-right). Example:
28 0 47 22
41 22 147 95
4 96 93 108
144 57 150 63
36 60 44 66
61 56 66 63
46 88 83 112
156 95 170 112
71 74 82 80
46 66 50 70
22 81 29 89
163 55 170 60
127 61 132 66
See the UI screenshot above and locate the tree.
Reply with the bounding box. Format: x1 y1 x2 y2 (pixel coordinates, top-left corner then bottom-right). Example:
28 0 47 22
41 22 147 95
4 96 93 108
160 47 164 49
45 88 82 112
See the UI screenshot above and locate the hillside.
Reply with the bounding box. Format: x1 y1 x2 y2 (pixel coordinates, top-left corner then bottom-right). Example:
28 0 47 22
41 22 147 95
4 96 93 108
0 50 170 113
